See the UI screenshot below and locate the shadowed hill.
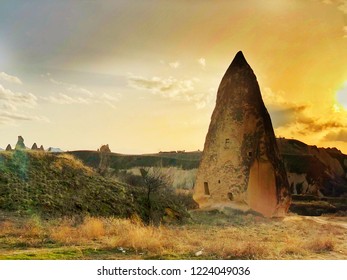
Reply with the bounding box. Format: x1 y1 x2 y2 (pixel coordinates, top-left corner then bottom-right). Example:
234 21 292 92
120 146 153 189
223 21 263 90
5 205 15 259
68 140 347 216
68 150 201 170
69 141 347 199
277 138 347 198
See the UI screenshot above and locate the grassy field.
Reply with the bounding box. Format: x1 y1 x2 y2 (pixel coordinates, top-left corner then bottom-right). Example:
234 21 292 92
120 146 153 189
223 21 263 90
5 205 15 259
0 210 346 260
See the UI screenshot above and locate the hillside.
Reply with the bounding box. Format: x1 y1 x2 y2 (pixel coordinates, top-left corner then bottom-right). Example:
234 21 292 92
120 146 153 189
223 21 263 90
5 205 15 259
0 150 140 218
69 139 347 215
69 150 201 170
277 138 347 197
70 140 347 198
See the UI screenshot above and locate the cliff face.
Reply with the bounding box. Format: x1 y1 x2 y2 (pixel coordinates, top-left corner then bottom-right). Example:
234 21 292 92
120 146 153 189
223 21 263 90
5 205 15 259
193 51 291 217
278 138 347 198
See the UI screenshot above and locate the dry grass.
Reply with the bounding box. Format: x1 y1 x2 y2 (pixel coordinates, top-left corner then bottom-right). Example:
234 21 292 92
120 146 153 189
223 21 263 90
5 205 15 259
305 236 335 253
0 212 346 259
52 154 93 174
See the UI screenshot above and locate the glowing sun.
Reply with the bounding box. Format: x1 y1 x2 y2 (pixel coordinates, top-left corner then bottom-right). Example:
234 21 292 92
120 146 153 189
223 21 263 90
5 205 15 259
336 82 347 110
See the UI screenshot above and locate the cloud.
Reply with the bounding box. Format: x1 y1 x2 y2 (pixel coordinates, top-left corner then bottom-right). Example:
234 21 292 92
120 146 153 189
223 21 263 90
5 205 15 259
97 93 121 108
43 92 121 108
343 26 347 38
49 78 93 96
338 0 347 14
0 84 37 109
44 76 120 107
0 72 23 84
128 74 212 109
169 61 180 69
49 78 63 85
0 84 48 125
263 87 309 128
262 87 346 135
192 88 215 109
321 0 347 14
324 129 347 141
296 116 344 133
0 111 48 125
321 1 347 37
129 75 194 97
41 93 90 105
197 57 206 68
67 85 93 97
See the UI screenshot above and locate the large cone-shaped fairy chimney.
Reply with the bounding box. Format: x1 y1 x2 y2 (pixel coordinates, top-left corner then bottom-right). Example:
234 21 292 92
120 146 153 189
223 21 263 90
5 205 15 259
193 51 291 217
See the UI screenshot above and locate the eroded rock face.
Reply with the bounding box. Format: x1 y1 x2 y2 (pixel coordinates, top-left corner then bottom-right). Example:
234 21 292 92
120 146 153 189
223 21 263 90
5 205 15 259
5 144 12 151
98 144 111 175
15 136 26 150
99 144 111 153
193 51 291 217
31 143 38 150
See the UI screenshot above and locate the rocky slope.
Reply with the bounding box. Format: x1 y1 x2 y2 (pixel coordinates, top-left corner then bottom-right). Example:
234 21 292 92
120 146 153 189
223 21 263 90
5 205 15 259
278 138 347 198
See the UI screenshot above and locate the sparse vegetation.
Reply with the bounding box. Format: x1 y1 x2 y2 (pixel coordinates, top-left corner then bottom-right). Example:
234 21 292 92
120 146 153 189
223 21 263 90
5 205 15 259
0 210 346 260
0 150 193 225
0 150 141 218
1 149 346 260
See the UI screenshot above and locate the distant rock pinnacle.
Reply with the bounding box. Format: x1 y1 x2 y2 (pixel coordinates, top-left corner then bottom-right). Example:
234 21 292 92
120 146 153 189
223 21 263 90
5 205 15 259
98 144 111 175
15 136 26 150
193 51 291 217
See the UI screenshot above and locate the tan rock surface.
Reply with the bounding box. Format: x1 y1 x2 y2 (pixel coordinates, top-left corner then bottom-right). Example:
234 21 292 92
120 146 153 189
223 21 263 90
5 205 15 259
193 51 290 217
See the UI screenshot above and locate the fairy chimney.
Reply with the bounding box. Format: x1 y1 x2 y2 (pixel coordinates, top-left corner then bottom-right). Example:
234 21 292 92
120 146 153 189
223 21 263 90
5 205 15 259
193 51 290 217
98 144 111 175
31 143 38 150
5 144 12 151
15 136 26 150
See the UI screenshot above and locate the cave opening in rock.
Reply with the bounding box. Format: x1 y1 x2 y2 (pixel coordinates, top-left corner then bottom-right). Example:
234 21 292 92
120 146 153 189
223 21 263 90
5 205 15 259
227 192 234 201
224 138 230 149
204 182 210 195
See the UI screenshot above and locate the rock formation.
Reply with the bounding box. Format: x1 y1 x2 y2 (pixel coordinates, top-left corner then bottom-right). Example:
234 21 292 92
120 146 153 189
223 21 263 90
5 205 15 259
193 51 291 217
39 145 44 151
99 144 111 153
5 144 12 151
31 143 38 150
98 144 111 175
15 136 26 150
277 138 347 198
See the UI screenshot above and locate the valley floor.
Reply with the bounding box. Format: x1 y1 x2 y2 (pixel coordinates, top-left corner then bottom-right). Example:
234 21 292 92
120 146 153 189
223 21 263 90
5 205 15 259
0 211 346 260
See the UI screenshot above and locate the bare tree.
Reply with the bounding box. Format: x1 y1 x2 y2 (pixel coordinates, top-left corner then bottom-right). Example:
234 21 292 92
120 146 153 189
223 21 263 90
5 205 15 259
139 167 172 225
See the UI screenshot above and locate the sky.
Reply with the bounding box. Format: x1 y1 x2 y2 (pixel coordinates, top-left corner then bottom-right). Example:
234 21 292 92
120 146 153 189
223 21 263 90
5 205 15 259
0 0 347 154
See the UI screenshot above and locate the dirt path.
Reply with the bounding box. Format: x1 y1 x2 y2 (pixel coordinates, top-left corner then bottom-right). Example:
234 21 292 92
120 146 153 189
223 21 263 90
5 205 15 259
284 215 347 230
305 216 347 229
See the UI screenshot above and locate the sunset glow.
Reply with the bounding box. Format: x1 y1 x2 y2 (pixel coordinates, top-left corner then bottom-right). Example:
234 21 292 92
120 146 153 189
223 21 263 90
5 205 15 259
0 0 346 153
